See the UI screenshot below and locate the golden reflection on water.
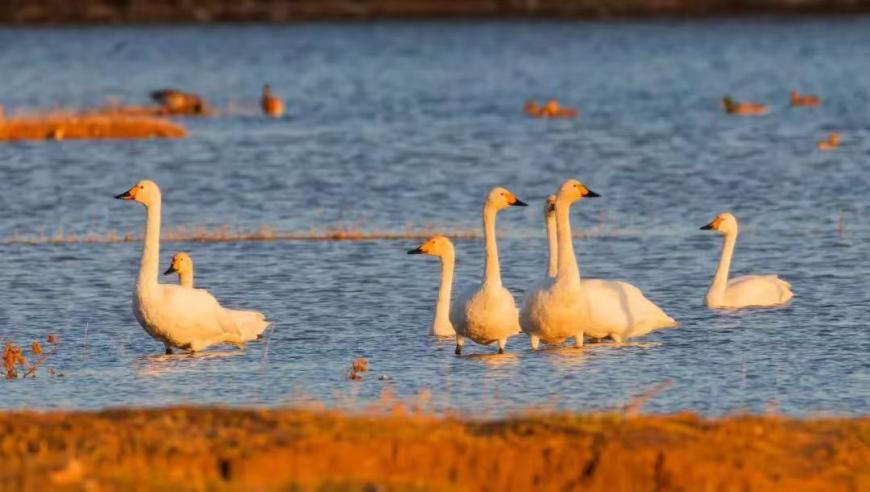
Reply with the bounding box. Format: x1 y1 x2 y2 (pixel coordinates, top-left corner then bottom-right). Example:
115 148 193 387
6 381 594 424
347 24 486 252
462 352 520 368
136 350 244 376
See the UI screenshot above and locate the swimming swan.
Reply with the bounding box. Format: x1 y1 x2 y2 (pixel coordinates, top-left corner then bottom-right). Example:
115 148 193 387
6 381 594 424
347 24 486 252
700 212 794 309
407 235 457 338
520 180 599 349
164 252 194 288
451 187 527 354
116 180 270 354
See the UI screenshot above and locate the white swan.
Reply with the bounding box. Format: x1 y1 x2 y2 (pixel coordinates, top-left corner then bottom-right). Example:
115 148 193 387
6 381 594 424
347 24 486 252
520 180 598 349
164 252 194 288
407 235 457 337
115 180 270 354
451 187 527 354
700 212 794 309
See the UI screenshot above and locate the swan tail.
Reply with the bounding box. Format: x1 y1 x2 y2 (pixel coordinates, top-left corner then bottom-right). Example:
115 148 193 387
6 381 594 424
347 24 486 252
229 309 270 342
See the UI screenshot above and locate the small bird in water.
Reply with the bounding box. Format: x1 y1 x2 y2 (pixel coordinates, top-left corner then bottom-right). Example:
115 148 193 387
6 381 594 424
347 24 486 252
818 132 841 151
790 90 821 107
261 84 284 118
721 96 768 116
150 89 209 115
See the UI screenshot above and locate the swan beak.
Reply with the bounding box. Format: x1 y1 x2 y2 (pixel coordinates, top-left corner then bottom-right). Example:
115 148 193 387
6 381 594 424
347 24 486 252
547 203 556 213
115 188 135 200
163 264 177 275
583 189 601 198
700 223 714 230
407 247 424 255
511 198 528 207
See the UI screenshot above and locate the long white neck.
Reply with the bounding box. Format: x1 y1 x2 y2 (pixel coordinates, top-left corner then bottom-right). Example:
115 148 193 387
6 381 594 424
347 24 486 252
138 200 162 290
179 270 193 289
546 212 557 278
482 204 502 288
433 247 454 334
709 230 737 301
555 198 580 286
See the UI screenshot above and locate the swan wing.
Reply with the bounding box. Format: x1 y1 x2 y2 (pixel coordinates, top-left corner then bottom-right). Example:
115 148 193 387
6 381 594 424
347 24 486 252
726 275 794 307
580 279 677 340
153 285 244 350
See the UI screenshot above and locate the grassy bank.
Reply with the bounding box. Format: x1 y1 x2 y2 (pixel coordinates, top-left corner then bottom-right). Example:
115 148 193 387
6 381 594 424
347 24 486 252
2 0 870 23
0 407 867 491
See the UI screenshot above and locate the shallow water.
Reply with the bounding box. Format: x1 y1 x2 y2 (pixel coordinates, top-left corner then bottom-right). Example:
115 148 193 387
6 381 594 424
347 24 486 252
0 19 869 416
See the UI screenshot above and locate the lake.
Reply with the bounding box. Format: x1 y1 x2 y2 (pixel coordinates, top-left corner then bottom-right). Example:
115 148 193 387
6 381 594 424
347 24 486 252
0 19 868 415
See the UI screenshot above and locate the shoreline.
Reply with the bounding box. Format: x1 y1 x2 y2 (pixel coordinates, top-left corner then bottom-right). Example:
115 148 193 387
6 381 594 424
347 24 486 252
2 2 870 25
1 407 867 491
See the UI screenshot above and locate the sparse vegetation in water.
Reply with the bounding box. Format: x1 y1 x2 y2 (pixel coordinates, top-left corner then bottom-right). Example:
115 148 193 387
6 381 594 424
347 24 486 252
347 358 369 381
2 335 60 379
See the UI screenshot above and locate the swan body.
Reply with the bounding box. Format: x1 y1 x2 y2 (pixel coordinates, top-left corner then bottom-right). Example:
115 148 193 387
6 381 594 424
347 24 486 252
701 212 794 309
407 236 457 337
577 279 677 342
818 132 840 151
521 180 599 349
116 180 269 353
452 187 527 354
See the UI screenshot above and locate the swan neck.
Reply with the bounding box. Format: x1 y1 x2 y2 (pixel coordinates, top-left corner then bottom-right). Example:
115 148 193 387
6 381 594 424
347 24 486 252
139 200 161 289
555 200 580 283
434 249 454 332
482 205 502 287
712 230 737 297
180 270 194 289
546 212 558 278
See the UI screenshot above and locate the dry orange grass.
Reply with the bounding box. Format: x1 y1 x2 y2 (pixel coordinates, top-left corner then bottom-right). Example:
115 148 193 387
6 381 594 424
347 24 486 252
0 407 866 491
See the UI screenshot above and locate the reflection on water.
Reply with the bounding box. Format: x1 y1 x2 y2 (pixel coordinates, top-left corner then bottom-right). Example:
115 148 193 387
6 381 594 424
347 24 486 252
0 20 869 416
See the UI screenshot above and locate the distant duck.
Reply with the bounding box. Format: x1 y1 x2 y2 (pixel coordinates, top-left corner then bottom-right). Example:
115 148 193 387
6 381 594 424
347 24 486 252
115 180 269 353
164 252 194 288
261 84 284 118
791 90 821 107
407 236 458 338
524 99 542 117
700 213 793 309
150 89 209 115
722 96 768 116
818 132 841 151
542 99 578 118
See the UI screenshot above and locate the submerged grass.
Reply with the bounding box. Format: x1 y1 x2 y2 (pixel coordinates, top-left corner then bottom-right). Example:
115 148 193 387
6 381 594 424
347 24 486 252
0 113 186 141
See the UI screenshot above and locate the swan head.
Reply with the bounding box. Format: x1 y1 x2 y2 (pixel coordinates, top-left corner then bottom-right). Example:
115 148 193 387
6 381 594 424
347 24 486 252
486 187 527 210
115 180 161 206
557 179 600 204
701 212 738 234
164 252 193 276
407 235 454 258
545 195 556 217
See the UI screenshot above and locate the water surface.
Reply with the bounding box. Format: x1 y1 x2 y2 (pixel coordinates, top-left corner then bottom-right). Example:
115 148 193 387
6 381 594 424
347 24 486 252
0 19 868 415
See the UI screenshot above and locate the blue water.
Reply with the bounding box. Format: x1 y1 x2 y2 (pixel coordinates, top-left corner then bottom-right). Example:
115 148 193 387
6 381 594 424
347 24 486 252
0 19 868 416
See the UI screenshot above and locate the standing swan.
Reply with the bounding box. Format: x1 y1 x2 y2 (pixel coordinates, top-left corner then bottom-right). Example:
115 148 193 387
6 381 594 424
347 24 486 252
521 180 599 349
407 236 457 337
451 187 527 354
116 180 270 354
164 252 194 288
700 213 793 309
